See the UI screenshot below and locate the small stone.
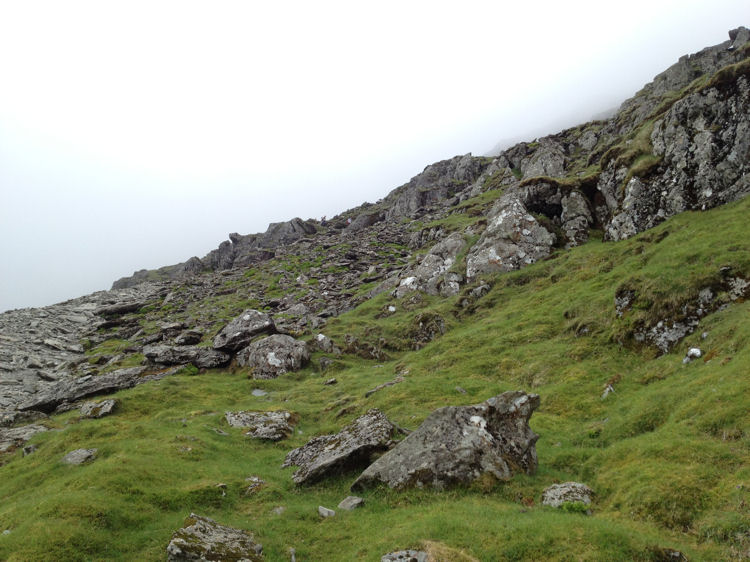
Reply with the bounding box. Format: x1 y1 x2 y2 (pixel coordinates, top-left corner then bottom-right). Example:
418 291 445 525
318 505 335 518
687 347 702 359
62 448 98 465
324 378 337 385
2 529 10 536
252 389 268 397
455 386 467 394
271 506 285 515
337 496 364 510
22 444 37 456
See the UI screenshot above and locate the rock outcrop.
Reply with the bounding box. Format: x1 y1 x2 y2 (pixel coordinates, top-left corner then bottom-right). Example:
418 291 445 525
143 345 231 369
282 409 397 485
352 391 540 491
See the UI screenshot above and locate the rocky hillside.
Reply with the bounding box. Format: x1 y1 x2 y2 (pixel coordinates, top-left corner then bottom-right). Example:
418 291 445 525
1 27 749 561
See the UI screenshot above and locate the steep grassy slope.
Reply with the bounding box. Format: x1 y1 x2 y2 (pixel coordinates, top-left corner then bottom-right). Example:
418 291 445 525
1 197 749 560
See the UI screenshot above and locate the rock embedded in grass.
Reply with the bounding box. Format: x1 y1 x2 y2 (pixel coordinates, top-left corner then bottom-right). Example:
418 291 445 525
541 482 594 508
381 551 429 562
225 410 295 441
337 496 364 510
80 399 117 418
352 391 540 491
166 513 263 561
61 448 98 465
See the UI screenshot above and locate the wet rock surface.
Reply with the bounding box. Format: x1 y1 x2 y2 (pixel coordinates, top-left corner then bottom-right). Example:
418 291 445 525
282 409 397 485
166 513 263 561
352 391 540 491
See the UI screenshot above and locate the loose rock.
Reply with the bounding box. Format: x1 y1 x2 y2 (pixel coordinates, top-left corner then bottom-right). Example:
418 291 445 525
80 399 117 419
338 496 364 511
212 310 276 352
318 506 335 518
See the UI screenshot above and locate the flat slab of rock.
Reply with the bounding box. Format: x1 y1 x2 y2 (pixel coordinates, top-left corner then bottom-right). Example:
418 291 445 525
225 410 294 441
213 309 276 352
352 391 540 491
19 367 147 414
236 335 310 379
143 345 230 369
542 482 594 507
62 448 97 465
166 513 263 561
282 409 397 485
80 399 117 419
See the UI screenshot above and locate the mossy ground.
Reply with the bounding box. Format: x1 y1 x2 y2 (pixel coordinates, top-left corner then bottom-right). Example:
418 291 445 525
1 198 749 560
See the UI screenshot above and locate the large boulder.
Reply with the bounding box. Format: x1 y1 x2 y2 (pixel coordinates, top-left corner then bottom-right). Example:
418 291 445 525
282 409 397 485
352 391 540 491
143 345 230 369
236 335 309 379
394 233 467 298
225 410 295 441
166 513 263 561
212 310 276 352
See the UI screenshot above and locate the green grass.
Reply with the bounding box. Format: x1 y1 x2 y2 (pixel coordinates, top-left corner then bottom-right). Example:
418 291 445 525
1 198 749 560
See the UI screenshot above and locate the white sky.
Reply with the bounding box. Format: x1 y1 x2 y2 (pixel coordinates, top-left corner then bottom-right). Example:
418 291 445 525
1 0 747 312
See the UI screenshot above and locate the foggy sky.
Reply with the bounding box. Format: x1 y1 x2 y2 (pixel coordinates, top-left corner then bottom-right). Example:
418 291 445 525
1 1 747 312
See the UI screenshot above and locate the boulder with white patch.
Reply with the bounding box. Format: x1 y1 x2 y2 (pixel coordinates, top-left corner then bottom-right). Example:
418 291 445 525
352 391 540 491
236 334 310 379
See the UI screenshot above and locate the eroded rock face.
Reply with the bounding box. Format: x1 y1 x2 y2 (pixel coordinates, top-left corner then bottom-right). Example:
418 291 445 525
166 513 263 561
282 409 397 485
225 410 294 441
352 391 540 491
143 345 230 369
236 335 309 379
212 310 276 352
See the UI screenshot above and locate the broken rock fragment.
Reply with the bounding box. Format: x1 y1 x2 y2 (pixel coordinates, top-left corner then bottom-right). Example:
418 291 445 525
166 513 263 561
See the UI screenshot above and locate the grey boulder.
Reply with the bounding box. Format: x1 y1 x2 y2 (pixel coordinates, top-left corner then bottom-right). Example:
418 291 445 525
282 409 397 485
541 482 594 508
382 551 429 562
0 424 48 453
166 513 263 561
352 391 540 491
225 410 295 441
213 310 276 352
236 335 309 379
